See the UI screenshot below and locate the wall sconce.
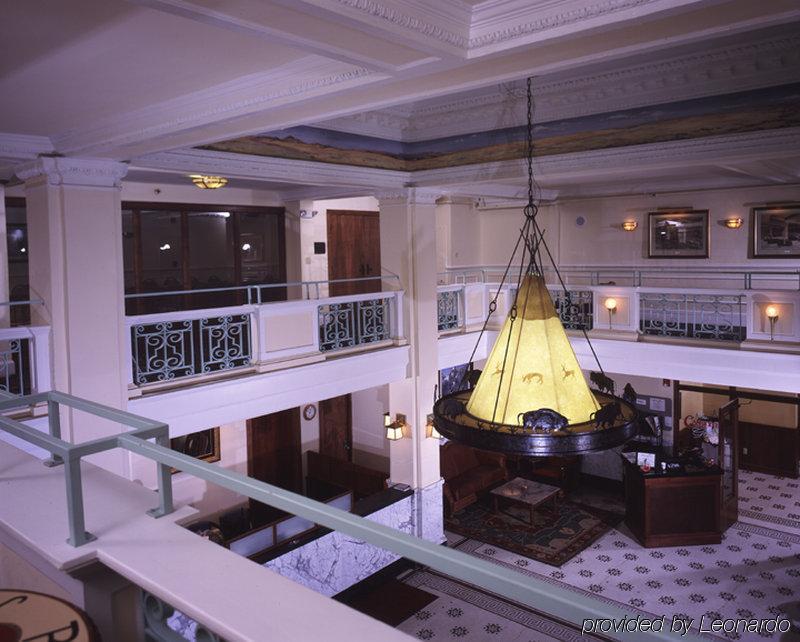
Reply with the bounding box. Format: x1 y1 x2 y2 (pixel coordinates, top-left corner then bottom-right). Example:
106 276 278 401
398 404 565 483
723 217 743 229
621 220 638 232
765 305 779 341
425 414 442 440
604 297 617 328
385 412 406 440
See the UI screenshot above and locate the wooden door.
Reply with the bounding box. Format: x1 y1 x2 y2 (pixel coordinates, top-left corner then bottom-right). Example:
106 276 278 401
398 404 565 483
327 210 381 296
247 408 302 493
319 395 353 462
718 399 739 532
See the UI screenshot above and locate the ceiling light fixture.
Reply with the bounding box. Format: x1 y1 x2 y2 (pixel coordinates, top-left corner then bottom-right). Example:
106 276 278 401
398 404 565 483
432 77 638 456
189 175 228 189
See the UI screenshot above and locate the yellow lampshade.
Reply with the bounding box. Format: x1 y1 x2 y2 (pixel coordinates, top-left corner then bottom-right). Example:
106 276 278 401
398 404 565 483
604 298 618 311
765 305 779 319
466 275 600 426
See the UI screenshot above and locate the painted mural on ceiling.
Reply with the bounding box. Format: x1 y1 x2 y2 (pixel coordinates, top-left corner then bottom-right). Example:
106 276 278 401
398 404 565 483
203 85 800 171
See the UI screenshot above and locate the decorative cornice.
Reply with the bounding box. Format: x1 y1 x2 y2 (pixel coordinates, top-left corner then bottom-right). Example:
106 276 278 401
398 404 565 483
374 187 440 204
330 0 468 49
0 133 55 162
15 158 129 188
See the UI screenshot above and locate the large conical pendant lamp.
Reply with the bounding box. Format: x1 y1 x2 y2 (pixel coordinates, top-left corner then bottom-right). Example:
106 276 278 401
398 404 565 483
432 77 639 456
467 274 600 427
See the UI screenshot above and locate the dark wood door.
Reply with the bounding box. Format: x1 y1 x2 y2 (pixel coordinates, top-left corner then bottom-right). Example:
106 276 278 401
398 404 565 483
319 395 353 462
718 399 739 532
247 408 302 492
327 210 381 296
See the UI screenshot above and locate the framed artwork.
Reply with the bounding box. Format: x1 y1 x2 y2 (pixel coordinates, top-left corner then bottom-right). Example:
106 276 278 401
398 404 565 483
170 427 221 473
647 210 709 258
752 205 800 258
439 362 472 397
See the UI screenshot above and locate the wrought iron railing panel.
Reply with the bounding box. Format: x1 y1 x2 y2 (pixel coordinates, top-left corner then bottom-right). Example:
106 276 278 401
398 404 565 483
132 315 251 385
639 293 745 342
319 297 391 352
437 290 460 331
0 338 31 395
549 289 594 331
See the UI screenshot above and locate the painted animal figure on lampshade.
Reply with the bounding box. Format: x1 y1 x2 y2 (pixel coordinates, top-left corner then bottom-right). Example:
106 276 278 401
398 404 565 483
623 383 637 404
590 371 615 395
522 372 543 384
518 408 569 433
561 365 575 379
591 402 621 428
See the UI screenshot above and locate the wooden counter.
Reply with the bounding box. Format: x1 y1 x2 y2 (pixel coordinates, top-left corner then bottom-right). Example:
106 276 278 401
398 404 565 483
622 456 722 548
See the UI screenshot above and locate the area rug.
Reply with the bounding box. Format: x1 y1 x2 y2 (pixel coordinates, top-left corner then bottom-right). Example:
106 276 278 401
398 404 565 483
445 498 622 567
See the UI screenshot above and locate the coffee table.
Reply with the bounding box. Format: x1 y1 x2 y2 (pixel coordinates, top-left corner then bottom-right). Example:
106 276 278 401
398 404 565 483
490 477 561 525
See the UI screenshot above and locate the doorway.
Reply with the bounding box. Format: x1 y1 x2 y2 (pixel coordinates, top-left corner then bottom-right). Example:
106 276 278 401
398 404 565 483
319 394 353 462
247 408 302 522
327 210 381 296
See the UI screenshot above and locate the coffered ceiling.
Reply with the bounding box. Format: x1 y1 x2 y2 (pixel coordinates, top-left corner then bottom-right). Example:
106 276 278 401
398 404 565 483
1 0 799 199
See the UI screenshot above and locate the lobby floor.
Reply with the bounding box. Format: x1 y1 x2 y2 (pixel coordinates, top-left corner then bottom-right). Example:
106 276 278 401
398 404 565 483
397 471 800 642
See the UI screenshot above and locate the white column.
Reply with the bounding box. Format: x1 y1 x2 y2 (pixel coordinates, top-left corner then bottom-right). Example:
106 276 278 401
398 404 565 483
378 189 441 490
0 184 9 326
16 158 130 476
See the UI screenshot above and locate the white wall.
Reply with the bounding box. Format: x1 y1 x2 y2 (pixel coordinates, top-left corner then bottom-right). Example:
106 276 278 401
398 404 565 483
120 181 283 207
446 184 800 273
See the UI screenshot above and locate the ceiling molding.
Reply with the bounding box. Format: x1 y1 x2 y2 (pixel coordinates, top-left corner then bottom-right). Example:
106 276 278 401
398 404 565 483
15 157 129 188
316 32 800 141
0 133 54 162
53 59 382 158
133 148 410 188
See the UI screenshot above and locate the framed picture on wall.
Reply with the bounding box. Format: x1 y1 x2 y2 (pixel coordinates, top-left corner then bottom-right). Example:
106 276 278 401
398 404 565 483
439 363 472 397
648 210 709 258
752 205 800 258
170 427 221 474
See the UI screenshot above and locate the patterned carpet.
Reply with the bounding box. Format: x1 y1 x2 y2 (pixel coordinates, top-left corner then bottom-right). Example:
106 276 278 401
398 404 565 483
445 498 621 566
398 570 606 642
738 469 800 535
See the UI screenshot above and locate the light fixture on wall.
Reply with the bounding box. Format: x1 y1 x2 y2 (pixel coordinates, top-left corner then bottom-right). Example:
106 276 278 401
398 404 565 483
385 412 406 440
604 297 617 328
765 305 779 341
189 174 228 189
425 414 441 440
621 220 638 232
723 217 743 229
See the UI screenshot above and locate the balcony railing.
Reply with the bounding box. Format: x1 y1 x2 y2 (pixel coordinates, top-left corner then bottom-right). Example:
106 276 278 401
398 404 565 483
0 318 51 398
437 279 798 347
125 278 404 389
639 293 746 342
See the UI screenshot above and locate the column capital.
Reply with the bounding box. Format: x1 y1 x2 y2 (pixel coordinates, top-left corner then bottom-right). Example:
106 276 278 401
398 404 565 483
375 188 441 205
15 157 128 188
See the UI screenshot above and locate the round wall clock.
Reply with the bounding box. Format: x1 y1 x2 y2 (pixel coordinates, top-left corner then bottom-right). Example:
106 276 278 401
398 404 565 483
302 404 317 421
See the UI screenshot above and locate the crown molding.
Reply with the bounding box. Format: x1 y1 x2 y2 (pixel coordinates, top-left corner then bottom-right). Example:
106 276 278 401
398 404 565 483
15 158 129 188
134 148 409 189
317 32 800 142
0 133 55 162
375 187 441 204
53 58 380 158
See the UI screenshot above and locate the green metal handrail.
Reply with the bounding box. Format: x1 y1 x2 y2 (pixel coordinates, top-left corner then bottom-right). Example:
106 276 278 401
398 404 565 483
0 390 705 640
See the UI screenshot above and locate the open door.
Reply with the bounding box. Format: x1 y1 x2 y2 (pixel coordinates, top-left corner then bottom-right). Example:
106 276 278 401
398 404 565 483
718 399 740 531
319 394 353 462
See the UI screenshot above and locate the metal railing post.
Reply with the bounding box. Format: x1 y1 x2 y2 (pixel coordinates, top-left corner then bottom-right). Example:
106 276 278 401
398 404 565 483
44 399 64 467
148 430 175 519
63 455 95 546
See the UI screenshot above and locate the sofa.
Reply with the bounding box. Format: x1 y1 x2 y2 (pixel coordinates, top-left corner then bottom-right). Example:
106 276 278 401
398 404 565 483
440 442 508 516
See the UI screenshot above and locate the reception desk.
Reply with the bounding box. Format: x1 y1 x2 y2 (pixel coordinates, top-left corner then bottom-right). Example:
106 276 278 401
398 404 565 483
622 454 722 548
